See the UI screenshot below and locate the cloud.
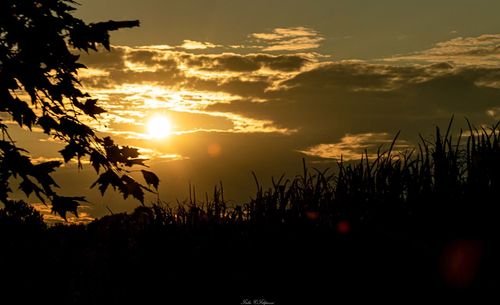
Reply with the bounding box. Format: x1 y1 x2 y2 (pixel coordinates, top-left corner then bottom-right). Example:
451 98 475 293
30 156 64 165
33 203 95 225
74 36 500 175
180 53 261 72
136 147 188 161
207 61 500 147
76 45 320 141
250 27 325 51
179 40 220 50
136 45 174 51
388 34 500 66
79 47 314 91
179 52 313 73
300 133 409 161
126 49 165 67
123 27 326 53
76 41 500 151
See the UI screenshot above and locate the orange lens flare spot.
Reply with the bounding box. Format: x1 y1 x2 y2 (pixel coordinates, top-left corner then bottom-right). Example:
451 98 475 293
337 220 351 234
441 240 483 288
207 143 222 157
306 211 320 220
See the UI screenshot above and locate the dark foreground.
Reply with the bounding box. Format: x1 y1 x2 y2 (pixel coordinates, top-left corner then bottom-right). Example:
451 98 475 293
1 209 499 305
2 123 500 304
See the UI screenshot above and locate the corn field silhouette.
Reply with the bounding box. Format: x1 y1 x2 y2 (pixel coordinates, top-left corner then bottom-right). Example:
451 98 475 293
1 119 500 304
151 118 500 237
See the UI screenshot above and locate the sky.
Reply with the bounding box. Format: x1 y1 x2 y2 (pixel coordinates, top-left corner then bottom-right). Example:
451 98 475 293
9 0 500 222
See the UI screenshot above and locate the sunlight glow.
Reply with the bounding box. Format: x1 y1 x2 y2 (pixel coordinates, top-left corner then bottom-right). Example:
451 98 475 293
147 115 172 139
86 84 293 138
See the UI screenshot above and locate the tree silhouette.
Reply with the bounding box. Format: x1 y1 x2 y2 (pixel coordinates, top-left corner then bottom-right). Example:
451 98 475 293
0 0 159 219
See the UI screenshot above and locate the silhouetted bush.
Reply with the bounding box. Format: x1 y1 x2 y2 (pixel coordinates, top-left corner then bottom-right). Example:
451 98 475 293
0 200 46 231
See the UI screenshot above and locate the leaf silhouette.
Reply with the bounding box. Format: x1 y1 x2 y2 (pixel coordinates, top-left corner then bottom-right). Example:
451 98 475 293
91 169 122 195
59 142 80 163
18 178 38 198
120 175 145 203
89 150 108 173
51 196 87 220
141 170 160 191
37 115 59 134
79 99 107 118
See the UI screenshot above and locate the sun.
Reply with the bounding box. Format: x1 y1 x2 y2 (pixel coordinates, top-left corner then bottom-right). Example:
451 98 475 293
147 115 172 139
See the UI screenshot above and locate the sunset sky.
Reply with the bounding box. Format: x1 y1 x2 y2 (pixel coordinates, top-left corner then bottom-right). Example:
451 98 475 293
10 0 500 221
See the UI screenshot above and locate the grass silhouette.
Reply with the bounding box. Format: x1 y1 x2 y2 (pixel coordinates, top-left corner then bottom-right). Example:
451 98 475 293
148 117 500 237
1 118 500 304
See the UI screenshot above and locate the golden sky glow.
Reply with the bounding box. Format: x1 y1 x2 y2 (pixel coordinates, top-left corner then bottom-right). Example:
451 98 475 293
9 0 500 221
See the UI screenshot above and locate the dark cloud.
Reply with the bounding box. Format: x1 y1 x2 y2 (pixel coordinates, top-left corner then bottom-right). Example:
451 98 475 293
185 76 270 97
79 46 127 70
210 55 261 72
126 49 162 66
81 57 183 88
111 66 183 86
177 52 311 73
252 54 311 72
79 48 311 93
208 62 500 146
78 45 500 147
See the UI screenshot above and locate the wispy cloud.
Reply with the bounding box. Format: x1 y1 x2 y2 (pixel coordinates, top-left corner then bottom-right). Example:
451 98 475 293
132 27 326 53
300 133 409 161
33 203 95 225
30 156 64 165
136 147 188 161
250 27 325 51
178 40 220 50
136 45 174 51
388 34 500 66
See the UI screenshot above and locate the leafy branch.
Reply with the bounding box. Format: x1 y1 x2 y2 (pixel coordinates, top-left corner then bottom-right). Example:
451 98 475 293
0 0 159 219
